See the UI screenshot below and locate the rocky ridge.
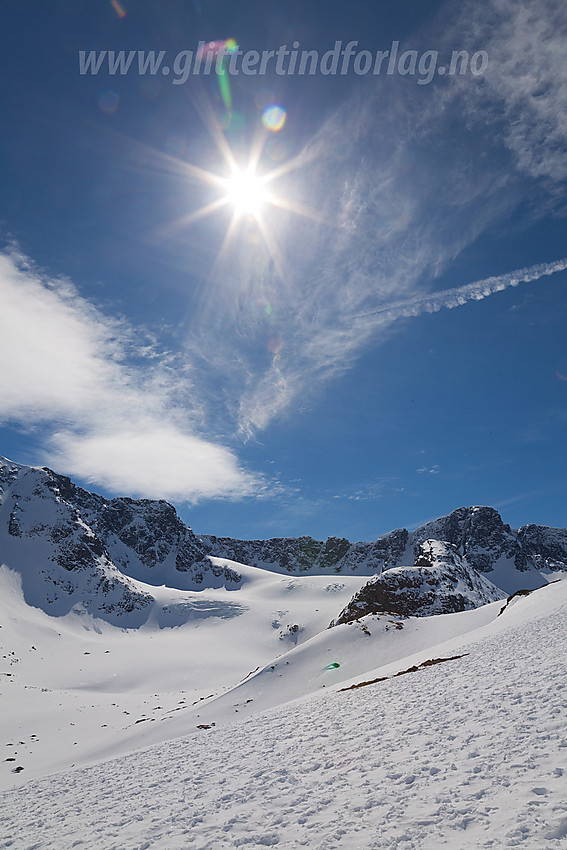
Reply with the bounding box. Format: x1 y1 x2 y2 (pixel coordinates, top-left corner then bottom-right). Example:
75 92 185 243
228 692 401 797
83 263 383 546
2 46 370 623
330 540 507 625
0 458 241 626
0 456 565 626
202 506 566 592
202 527 409 576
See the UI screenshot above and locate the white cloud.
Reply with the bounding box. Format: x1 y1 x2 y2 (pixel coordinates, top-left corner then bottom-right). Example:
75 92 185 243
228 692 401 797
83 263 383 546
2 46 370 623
0 251 127 422
47 424 261 502
0 250 263 502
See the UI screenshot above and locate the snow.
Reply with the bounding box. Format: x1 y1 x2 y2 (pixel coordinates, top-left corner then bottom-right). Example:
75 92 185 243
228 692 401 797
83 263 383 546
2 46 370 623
483 553 547 595
0 560 366 787
1 559 566 848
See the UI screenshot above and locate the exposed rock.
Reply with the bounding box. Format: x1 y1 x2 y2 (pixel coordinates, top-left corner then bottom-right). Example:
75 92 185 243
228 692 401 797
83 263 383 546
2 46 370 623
330 541 506 625
517 525 567 573
413 506 528 573
41 470 241 590
202 527 409 576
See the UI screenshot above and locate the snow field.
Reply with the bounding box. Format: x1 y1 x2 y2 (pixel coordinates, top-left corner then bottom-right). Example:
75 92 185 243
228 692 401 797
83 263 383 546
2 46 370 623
1 582 566 848
0 563 366 788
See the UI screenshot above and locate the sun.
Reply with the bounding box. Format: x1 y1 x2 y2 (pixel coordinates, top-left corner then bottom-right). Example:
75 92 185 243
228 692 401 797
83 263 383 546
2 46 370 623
152 122 316 267
223 168 269 217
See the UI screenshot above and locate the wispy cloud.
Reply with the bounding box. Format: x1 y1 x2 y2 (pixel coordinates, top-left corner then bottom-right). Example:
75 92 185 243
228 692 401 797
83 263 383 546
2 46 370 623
461 0 567 186
0 250 263 501
183 0 567 439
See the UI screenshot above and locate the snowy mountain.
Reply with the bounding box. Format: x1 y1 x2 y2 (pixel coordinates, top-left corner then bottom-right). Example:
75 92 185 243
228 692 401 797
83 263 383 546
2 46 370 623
0 457 241 626
204 505 567 592
330 540 507 624
1 455 566 847
0 456 564 631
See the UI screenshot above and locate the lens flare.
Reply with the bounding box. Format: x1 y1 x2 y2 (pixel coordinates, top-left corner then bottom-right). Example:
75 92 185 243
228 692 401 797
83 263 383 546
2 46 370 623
262 105 287 132
111 0 127 18
98 90 120 113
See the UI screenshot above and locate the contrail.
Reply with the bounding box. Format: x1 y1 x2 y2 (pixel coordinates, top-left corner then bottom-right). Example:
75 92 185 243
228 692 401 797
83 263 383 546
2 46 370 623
352 257 567 324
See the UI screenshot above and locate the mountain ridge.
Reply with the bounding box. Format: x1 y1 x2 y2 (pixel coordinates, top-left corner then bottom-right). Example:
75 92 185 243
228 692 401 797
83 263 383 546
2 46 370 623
0 455 565 626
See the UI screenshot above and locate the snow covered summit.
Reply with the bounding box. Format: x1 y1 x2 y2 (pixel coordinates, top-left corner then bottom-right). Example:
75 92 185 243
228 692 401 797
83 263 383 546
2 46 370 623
1 456 565 629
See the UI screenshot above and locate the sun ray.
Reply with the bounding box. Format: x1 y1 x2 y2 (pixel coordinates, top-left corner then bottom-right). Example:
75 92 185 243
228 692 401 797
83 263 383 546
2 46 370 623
208 212 242 280
173 196 231 228
268 194 324 224
147 197 231 246
255 214 286 283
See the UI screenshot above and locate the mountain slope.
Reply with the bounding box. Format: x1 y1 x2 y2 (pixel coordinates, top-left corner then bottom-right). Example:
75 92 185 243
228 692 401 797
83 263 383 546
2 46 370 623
0 458 241 626
1 580 566 849
0 459 153 626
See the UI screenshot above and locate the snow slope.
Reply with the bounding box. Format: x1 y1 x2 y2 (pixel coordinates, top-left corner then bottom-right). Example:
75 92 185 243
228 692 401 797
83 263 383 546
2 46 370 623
1 577 566 848
1 456 566 847
0 559 367 789
0 551 513 791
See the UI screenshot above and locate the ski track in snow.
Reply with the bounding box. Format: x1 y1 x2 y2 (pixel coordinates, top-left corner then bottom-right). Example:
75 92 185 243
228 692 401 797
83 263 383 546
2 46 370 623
2 596 566 849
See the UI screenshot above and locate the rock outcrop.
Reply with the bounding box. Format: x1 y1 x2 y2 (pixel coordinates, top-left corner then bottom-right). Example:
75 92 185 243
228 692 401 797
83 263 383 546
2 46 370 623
330 540 506 625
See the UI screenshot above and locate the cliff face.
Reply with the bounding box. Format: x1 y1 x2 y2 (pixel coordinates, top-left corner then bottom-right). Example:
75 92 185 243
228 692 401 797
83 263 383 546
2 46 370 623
0 458 241 626
412 506 529 573
517 524 567 572
330 540 507 625
202 527 409 576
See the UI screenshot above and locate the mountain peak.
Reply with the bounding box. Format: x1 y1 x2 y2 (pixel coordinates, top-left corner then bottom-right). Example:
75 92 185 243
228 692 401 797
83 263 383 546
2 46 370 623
330 539 506 624
1 457 565 626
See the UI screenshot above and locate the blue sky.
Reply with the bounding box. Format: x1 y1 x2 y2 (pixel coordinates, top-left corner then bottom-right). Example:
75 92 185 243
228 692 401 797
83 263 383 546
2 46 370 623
1 0 566 540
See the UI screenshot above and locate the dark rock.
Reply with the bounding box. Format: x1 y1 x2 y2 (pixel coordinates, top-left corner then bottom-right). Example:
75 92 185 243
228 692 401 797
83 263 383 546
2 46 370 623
330 541 506 624
413 506 526 573
517 525 567 572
